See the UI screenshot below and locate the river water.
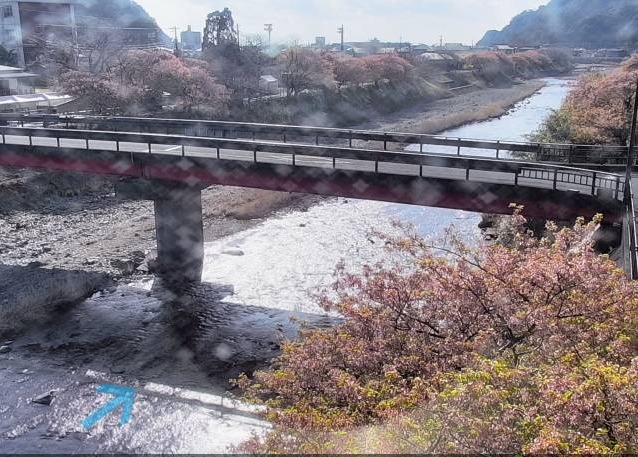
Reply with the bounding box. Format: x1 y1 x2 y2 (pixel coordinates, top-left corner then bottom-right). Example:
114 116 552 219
203 78 572 314
0 78 572 453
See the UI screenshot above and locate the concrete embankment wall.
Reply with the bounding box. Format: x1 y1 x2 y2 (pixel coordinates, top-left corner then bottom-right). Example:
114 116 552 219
0 264 110 337
621 209 637 279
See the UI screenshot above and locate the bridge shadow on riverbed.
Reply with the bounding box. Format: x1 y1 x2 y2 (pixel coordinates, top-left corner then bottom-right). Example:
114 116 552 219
10 277 336 390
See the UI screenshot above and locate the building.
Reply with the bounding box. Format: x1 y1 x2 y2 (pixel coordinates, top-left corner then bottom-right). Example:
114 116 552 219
180 25 201 51
605 48 629 58
435 42 472 52
0 91 70 112
0 64 35 94
0 0 78 68
490 44 516 55
314 36 325 48
258 74 278 94
412 44 432 53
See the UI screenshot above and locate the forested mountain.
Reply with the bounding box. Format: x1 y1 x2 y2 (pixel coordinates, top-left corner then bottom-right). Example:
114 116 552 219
478 0 638 49
75 0 171 45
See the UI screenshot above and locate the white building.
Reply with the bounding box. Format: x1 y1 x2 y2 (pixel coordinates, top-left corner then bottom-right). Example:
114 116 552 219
0 0 77 68
0 64 36 94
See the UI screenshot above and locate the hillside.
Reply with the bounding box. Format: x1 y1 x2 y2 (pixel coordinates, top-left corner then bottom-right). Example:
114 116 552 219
478 0 638 49
75 0 171 45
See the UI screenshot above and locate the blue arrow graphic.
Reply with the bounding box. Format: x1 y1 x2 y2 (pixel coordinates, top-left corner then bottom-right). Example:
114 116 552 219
83 384 136 430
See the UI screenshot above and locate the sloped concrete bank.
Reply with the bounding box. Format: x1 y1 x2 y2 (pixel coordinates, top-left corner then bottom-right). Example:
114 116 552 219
0 265 111 338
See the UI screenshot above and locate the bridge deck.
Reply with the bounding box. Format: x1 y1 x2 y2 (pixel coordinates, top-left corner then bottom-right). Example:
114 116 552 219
0 125 625 223
0 128 624 197
0 113 630 170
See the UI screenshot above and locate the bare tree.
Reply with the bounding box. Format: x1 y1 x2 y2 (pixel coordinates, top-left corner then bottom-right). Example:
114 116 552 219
80 30 126 74
280 47 335 97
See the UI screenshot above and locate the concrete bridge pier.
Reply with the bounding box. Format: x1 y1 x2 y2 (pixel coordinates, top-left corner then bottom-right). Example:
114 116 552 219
116 179 204 284
154 189 204 283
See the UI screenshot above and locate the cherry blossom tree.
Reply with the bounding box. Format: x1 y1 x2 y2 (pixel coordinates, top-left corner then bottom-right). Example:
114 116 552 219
532 54 637 146
60 50 229 116
329 54 369 87
563 69 638 144
362 54 414 85
59 71 125 114
237 211 638 453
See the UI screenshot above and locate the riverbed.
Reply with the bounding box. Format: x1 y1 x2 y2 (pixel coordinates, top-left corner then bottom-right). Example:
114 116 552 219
0 78 572 453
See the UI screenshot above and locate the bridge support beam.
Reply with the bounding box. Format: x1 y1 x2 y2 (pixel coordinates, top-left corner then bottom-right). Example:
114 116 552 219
116 179 204 284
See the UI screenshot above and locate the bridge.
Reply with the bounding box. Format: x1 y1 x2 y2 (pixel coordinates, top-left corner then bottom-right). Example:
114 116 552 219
0 114 634 283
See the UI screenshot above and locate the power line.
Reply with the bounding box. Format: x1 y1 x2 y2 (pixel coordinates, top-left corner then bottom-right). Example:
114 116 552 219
35 23 162 31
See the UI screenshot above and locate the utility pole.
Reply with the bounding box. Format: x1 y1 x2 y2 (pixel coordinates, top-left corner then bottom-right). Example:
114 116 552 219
439 35 443 48
264 23 273 47
338 25 344 52
169 26 180 57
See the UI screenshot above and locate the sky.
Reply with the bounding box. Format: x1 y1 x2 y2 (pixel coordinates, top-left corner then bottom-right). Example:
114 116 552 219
134 0 549 46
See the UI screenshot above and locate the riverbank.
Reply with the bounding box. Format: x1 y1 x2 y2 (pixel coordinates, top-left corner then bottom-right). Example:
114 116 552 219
357 80 545 134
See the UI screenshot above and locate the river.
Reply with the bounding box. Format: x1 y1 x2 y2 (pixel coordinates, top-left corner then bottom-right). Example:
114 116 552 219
0 78 572 453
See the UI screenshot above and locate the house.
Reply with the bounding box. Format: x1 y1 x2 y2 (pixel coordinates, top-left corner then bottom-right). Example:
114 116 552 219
412 44 432 53
0 64 36 95
0 0 78 68
259 75 279 94
490 44 516 55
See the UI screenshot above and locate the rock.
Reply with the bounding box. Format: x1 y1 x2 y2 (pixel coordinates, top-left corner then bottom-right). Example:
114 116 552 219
27 261 46 268
299 223 307 228
0 345 12 354
222 248 245 257
130 250 146 266
147 258 159 273
31 392 55 406
478 214 497 229
110 258 135 276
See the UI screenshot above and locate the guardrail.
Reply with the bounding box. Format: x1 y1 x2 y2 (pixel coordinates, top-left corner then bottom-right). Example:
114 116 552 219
0 113 629 167
0 126 625 201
